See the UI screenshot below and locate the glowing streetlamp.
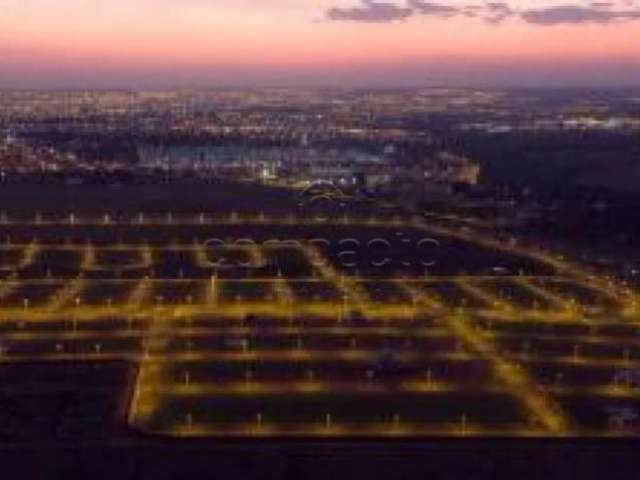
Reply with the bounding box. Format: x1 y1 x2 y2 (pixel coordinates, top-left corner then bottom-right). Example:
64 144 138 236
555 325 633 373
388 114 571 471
210 274 217 305
392 413 400 430
460 414 468 435
72 297 81 332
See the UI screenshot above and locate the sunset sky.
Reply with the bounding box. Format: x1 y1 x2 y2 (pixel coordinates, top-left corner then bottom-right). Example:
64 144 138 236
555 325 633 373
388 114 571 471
1 0 639 87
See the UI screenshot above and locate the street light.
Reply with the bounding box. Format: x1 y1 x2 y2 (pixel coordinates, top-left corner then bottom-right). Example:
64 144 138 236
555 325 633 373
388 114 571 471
392 413 400 430
460 414 468 435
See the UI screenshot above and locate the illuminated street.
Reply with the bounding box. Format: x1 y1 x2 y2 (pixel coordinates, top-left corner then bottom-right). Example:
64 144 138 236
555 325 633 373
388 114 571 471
1 213 637 438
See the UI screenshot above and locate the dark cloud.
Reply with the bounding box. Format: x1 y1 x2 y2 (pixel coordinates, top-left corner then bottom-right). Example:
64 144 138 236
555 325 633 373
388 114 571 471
407 0 460 17
326 0 412 22
520 4 640 25
326 1 640 25
483 2 515 23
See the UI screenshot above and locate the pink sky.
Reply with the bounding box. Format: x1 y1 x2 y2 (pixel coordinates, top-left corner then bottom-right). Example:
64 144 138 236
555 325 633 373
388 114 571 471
1 0 639 87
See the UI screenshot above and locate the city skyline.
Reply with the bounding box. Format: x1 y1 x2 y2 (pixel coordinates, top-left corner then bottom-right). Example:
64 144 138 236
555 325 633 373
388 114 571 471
1 0 640 88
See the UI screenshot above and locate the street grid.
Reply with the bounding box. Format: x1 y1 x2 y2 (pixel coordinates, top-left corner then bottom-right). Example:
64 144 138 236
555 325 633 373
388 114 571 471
0 214 638 437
